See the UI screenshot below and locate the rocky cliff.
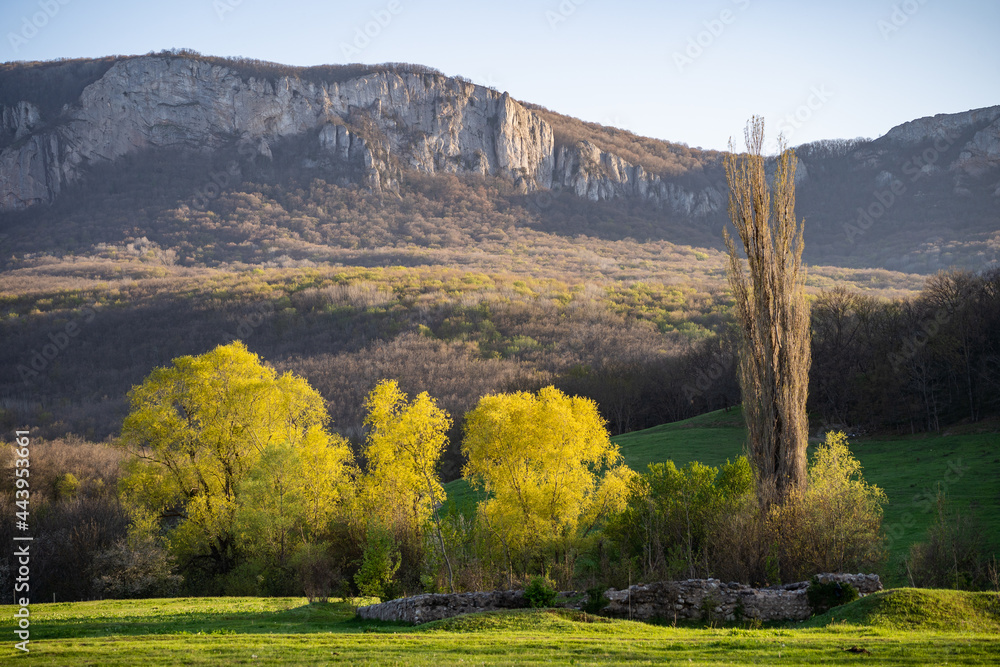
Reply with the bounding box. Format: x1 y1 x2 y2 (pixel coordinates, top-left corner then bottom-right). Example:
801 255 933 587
0 56 555 208
551 140 725 216
859 104 1000 178
0 54 724 214
1 55 997 255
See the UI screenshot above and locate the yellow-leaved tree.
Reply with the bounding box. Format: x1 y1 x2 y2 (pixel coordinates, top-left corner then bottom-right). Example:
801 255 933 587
462 386 635 582
770 431 886 581
119 342 354 578
234 437 355 567
357 379 453 592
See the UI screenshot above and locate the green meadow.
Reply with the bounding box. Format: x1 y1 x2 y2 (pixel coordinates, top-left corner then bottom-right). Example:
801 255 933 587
1 590 998 665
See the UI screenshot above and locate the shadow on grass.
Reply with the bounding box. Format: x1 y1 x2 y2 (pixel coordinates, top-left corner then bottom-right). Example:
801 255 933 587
32 601 414 640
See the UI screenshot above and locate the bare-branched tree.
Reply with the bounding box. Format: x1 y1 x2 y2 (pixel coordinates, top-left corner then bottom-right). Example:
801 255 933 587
723 116 811 506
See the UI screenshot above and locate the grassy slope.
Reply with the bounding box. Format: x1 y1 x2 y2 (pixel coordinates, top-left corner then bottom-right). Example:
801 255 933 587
802 588 1000 632
2 596 999 665
444 408 1000 585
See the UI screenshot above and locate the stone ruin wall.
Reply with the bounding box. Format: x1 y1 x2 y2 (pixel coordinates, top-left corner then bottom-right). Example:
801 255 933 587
356 573 882 625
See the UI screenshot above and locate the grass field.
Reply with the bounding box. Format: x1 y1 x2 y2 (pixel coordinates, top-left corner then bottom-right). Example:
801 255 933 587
1 591 998 665
444 407 1000 586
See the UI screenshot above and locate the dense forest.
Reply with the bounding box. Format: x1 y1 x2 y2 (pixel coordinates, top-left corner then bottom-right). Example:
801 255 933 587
6 264 998 604
1 52 997 606
3 261 998 481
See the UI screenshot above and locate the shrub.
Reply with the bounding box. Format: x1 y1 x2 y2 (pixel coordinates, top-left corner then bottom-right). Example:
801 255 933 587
583 586 610 614
219 560 265 597
906 490 991 590
354 524 401 600
523 576 557 608
53 473 80 500
91 537 182 599
292 542 341 602
806 577 859 615
605 456 754 583
769 431 886 582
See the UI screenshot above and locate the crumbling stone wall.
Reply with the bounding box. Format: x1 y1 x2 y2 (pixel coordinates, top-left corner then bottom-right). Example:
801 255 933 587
603 573 881 622
355 573 882 624
356 589 526 624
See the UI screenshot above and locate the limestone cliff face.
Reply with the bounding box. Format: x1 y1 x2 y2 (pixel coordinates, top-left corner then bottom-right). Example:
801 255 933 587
0 56 557 209
1 101 43 144
877 105 1000 176
0 55 724 215
880 106 1000 146
551 141 725 216
2 56 995 215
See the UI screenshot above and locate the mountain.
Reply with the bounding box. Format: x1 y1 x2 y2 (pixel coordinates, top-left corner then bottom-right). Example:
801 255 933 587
2 52 995 273
0 53 722 215
3 52 999 462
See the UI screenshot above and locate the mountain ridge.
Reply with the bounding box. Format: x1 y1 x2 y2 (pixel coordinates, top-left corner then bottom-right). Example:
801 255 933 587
0 52 998 274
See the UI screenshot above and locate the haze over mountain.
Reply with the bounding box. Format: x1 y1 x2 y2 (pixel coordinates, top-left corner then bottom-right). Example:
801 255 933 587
1 52 998 274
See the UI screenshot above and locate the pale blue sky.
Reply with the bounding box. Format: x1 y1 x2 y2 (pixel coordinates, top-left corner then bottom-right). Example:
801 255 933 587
2 0 998 151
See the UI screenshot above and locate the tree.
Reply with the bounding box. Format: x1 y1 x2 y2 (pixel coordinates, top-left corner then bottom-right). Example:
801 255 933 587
906 489 990 590
462 386 634 579
723 116 811 505
234 439 354 568
607 457 753 581
358 380 453 591
119 342 353 577
770 431 886 581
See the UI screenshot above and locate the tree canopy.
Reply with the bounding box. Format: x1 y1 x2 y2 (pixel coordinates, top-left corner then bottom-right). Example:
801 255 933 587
462 386 634 571
119 341 353 574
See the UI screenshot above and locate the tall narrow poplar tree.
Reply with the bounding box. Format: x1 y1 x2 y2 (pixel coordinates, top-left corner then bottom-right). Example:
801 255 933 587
723 117 811 506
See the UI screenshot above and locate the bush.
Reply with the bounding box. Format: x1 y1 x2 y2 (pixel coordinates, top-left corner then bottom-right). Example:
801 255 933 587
806 577 859 615
354 524 401 600
53 473 80 500
769 432 886 582
605 456 754 583
582 586 610 614
91 537 182 599
523 576 557 608
292 542 341 602
219 560 265 597
605 433 885 587
906 490 991 590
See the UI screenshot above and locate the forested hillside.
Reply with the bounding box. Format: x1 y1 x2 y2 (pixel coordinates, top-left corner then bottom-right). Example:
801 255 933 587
1 53 998 470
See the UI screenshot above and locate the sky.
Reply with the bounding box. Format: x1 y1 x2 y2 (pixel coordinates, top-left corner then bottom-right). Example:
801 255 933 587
2 0 998 151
